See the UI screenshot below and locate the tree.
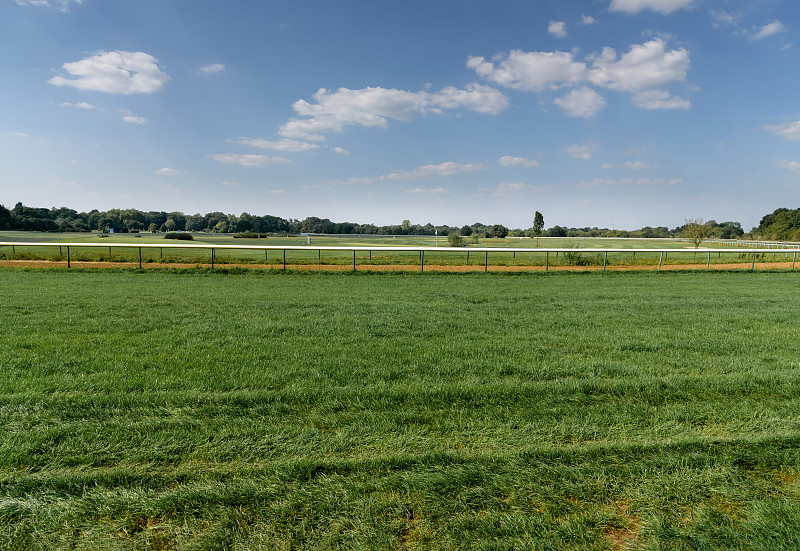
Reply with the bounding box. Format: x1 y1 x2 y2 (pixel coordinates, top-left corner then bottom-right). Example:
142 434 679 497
488 224 508 238
683 218 713 248
533 211 544 236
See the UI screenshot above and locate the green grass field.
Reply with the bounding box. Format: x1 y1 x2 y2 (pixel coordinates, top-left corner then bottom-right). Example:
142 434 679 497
2 268 800 550
1 231 795 269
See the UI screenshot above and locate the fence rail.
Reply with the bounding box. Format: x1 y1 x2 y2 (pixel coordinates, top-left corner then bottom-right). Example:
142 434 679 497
0 242 798 272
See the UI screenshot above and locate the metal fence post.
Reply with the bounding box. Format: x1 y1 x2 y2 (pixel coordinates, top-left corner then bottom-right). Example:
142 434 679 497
658 252 663 271
353 250 356 271
545 251 549 272
485 251 488 272
284 249 286 270
793 251 797 270
211 248 215 268
707 252 710 271
421 251 424 272
66 246 70 268
139 247 142 269
603 251 607 272
751 252 756 271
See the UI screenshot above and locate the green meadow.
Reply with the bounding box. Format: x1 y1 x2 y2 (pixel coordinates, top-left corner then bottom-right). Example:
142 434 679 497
0 231 793 269
2 268 800 549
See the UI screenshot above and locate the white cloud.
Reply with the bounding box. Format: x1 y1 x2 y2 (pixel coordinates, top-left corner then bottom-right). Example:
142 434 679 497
710 10 738 29
60 101 99 110
580 14 599 25
200 63 225 74
608 0 694 15
581 177 682 187
776 160 800 171
751 20 786 41
763 120 800 141
588 40 690 109
343 161 485 185
209 153 290 166
498 155 540 168
601 161 651 169
562 143 596 160
265 189 285 195
122 114 148 124
554 86 606 118
15 0 83 12
407 187 450 195
470 39 690 113
230 137 319 152
548 21 567 38
155 168 180 176
330 146 350 155
279 84 508 141
468 50 587 92
49 51 169 94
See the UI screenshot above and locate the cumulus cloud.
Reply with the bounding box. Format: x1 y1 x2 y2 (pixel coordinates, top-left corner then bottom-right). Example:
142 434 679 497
469 39 690 114
122 114 148 124
601 161 651 169
279 84 508 140
581 177 682 187
498 156 540 168
209 153 290 166
562 143 596 160
155 168 180 176
751 20 786 41
580 14 599 25
776 160 800 171
343 161 485 185
468 50 587 92
200 64 225 74
407 187 450 195
49 51 169 94
281 84 508 140
229 137 319 152
763 120 800 140
608 0 694 15
548 21 567 38
60 101 99 110
554 86 606 117
15 0 82 12
330 146 350 155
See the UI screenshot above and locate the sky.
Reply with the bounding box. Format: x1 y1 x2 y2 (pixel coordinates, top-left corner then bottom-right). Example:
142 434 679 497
1 0 799 231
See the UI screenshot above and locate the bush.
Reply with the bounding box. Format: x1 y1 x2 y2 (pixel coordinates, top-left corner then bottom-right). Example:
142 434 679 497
164 232 193 240
447 232 465 247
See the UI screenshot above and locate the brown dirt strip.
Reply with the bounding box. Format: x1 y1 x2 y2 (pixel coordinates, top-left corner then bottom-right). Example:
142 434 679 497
0 260 796 272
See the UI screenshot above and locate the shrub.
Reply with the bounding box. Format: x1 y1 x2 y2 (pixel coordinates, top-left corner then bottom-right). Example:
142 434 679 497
164 232 193 240
447 232 465 247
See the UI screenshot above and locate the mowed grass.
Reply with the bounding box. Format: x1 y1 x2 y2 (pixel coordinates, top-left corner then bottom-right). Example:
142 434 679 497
1 268 800 550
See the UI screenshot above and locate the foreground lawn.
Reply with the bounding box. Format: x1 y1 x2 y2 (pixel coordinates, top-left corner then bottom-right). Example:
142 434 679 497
1 268 799 550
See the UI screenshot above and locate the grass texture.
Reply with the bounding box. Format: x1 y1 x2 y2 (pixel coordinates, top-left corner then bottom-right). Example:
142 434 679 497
1 268 800 549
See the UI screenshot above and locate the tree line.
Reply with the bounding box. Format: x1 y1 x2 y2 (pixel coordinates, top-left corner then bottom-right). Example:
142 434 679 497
0 201 796 240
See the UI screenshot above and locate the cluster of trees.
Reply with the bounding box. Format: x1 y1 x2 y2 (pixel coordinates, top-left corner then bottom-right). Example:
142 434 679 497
0 201 795 241
753 207 800 241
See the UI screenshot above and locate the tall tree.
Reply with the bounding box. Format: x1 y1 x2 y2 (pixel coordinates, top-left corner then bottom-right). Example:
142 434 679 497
533 211 544 236
683 218 713 248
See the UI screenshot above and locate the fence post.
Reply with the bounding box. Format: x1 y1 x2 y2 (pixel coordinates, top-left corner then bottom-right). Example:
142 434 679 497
603 251 607 272
284 249 286 271
67 246 70 268
139 247 142 269
211 248 215 268
545 251 549 272
751 252 756 271
421 251 424 272
353 250 356 271
706 252 710 271
658 252 663 271
793 252 797 270
265 249 268 264
485 251 488 273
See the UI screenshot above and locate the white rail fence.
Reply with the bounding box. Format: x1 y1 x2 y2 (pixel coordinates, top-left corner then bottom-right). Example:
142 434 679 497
1 242 798 272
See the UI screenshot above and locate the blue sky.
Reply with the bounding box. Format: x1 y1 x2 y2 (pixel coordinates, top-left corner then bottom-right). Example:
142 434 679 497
1 0 799 230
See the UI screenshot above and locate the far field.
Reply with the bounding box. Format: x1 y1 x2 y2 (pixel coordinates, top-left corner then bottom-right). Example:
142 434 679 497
0 231 797 270
1 268 800 549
